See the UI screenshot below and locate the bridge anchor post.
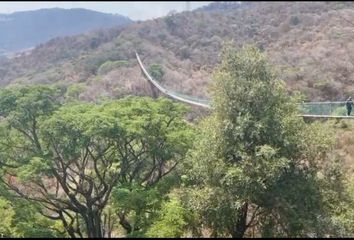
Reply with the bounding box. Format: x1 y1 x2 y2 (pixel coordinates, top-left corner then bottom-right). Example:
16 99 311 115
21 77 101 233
140 68 159 99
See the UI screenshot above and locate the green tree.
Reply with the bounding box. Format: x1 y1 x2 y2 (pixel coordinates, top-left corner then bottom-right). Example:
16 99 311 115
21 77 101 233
181 45 348 237
65 83 86 101
146 194 188 238
0 85 193 238
0 190 57 238
0 197 15 237
10 199 66 238
148 64 165 82
97 60 129 75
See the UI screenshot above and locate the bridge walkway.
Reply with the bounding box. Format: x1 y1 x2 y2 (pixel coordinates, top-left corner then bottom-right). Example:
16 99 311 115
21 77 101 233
136 52 354 120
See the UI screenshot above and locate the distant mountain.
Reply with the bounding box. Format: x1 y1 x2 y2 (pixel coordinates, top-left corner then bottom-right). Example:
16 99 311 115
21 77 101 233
195 1 254 12
0 8 133 54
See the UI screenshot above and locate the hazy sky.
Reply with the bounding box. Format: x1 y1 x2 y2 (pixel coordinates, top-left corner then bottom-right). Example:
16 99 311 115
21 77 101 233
0 1 212 20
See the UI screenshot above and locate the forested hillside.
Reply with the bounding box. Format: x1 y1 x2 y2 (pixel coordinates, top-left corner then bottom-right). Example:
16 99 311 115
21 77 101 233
1 2 354 101
3 2 354 238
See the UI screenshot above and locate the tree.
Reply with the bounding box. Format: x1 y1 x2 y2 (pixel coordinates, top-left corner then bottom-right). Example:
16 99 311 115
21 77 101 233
0 85 66 237
7 198 65 238
0 85 194 238
97 60 129 75
108 97 194 236
148 64 165 82
181 44 348 237
0 197 15 237
146 194 188 238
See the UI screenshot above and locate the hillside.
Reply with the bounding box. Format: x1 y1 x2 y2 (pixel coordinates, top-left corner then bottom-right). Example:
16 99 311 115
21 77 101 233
1 2 354 101
195 1 253 12
0 8 132 55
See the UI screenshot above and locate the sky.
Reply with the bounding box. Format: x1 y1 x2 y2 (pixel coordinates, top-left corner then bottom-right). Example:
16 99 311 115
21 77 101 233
0 1 212 20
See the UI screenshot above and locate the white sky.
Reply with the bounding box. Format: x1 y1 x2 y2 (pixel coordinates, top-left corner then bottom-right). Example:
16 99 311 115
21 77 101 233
0 1 212 20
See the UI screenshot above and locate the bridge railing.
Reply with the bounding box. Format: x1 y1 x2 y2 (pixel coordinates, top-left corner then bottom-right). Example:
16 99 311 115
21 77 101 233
136 52 211 108
167 90 210 105
300 101 348 116
136 51 354 118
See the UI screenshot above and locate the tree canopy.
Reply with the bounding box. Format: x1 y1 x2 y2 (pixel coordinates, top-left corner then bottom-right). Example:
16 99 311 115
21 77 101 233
0 85 194 237
179 45 351 237
0 45 354 238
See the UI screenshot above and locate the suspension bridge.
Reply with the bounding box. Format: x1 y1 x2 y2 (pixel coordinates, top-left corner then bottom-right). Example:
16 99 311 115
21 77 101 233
136 52 354 119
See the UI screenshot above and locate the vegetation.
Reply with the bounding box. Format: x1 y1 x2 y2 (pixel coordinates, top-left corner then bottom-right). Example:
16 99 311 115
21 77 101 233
0 44 354 238
148 64 165 82
2 2 354 237
178 45 353 237
2 2 354 101
97 60 129 75
0 85 193 237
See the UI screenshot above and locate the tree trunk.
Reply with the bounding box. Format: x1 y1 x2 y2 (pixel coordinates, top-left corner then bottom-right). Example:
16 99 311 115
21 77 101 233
148 80 159 99
85 209 103 238
230 202 248 238
103 211 114 238
93 211 103 237
118 212 133 234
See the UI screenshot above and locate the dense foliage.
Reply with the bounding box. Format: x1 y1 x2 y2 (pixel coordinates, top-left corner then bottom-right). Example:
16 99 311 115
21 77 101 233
0 85 193 237
177 45 354 238
0 46 354 238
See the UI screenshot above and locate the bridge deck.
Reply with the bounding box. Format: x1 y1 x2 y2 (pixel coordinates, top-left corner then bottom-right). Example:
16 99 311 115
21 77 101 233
136 52 211 108
136 52 354 119
302 115 354 119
